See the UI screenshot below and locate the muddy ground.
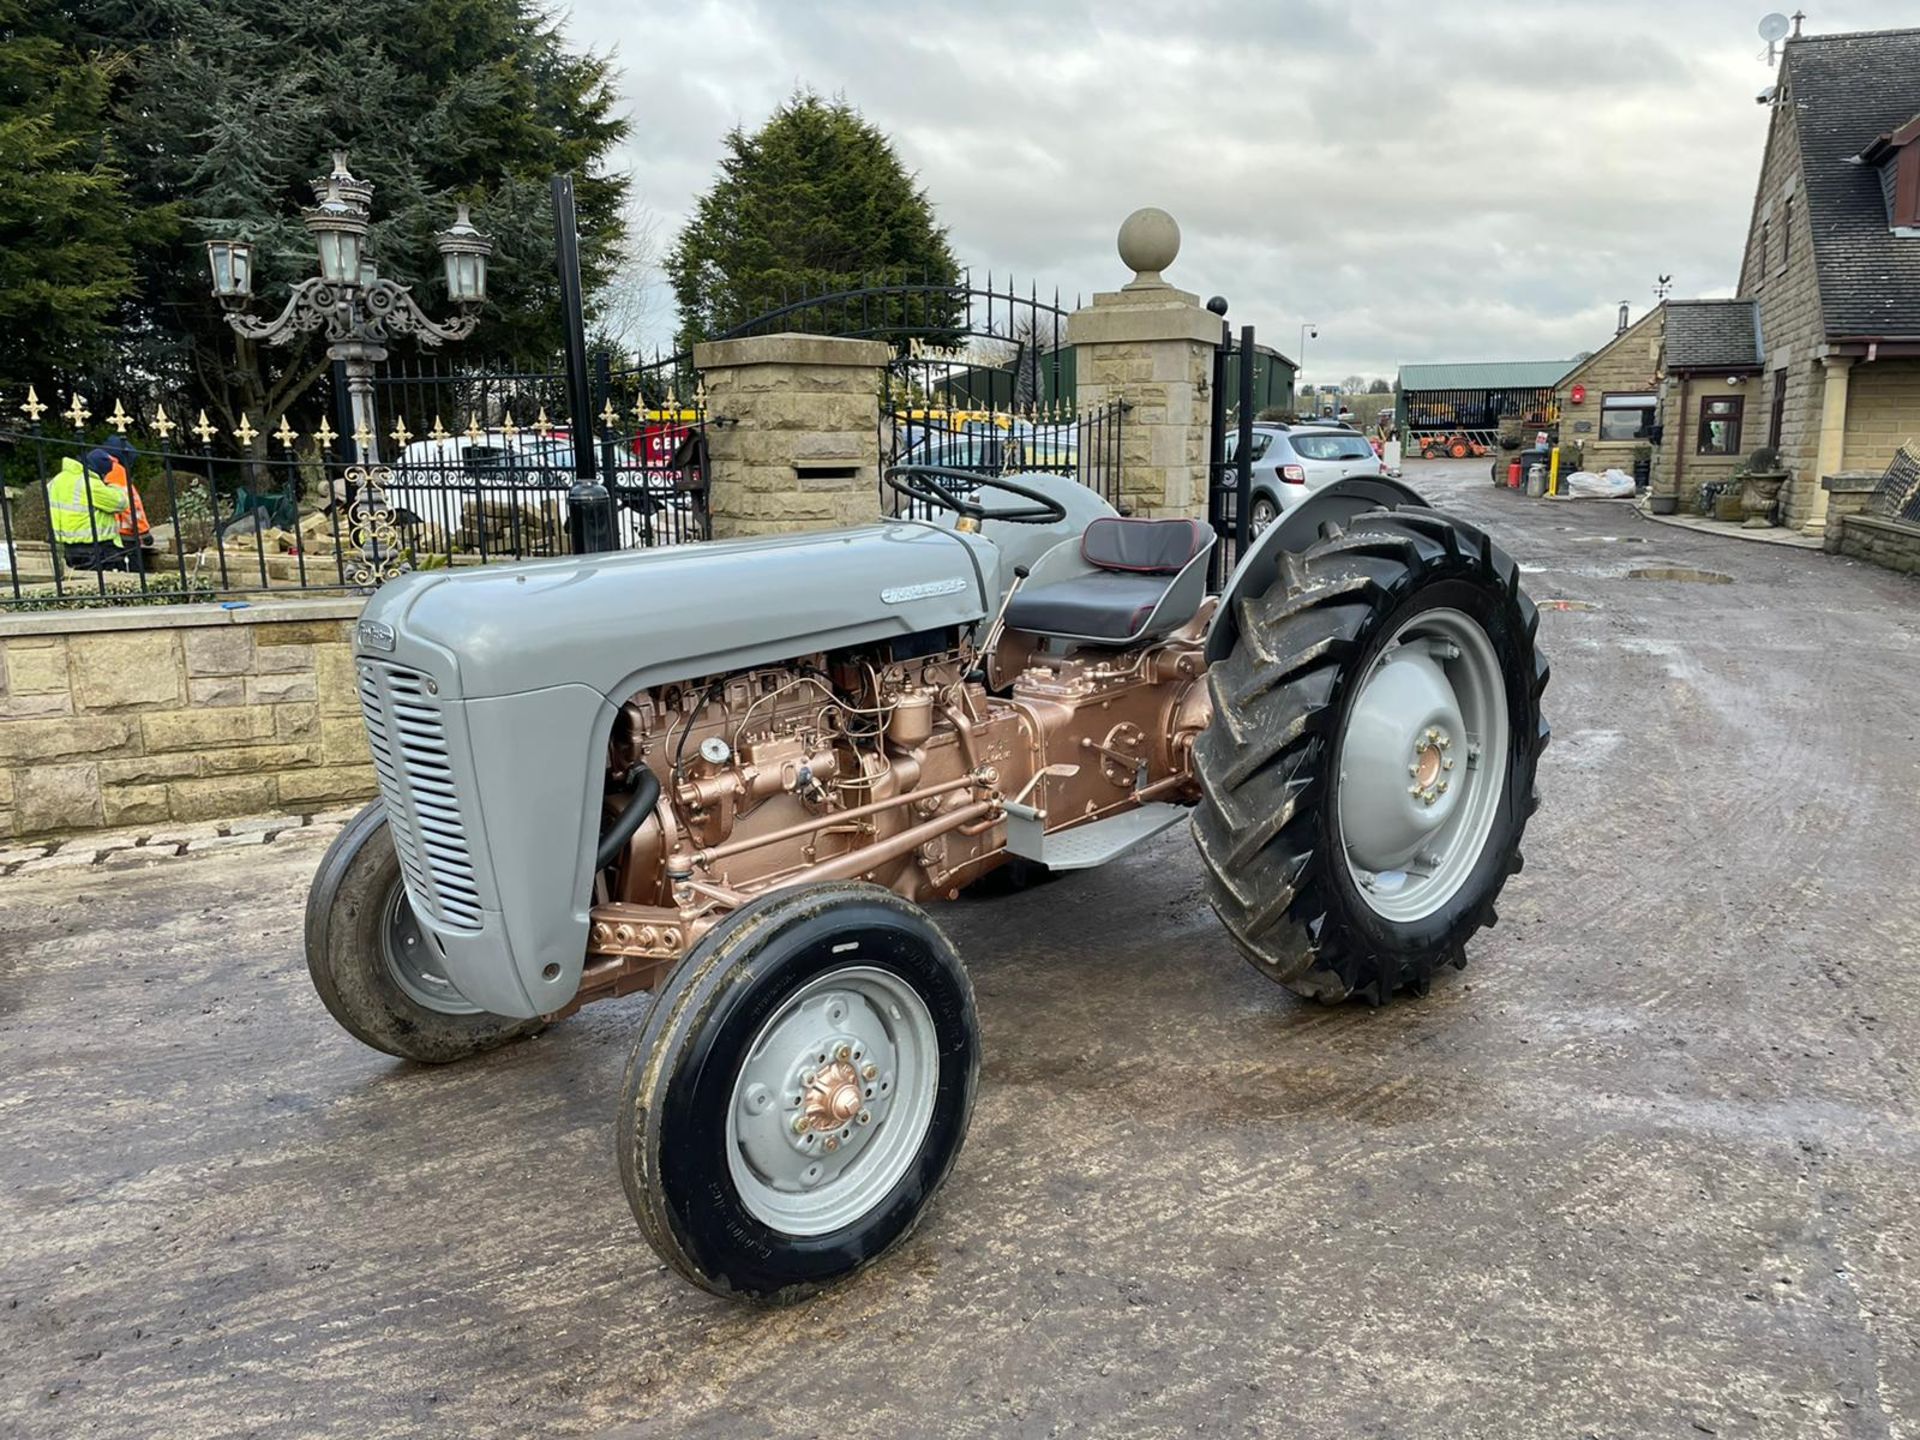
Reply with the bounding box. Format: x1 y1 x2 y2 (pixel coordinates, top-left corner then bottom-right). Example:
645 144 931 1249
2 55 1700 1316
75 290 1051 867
3 460 1918 1438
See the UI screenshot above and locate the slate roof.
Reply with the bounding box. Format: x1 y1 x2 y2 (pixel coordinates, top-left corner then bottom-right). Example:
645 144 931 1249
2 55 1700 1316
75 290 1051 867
1397 360 1573 393
1785 29 1920 337
1663 300 1762 371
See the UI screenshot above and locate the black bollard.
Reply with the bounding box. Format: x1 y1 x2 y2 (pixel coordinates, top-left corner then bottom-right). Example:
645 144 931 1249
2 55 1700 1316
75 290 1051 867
568 479 615 554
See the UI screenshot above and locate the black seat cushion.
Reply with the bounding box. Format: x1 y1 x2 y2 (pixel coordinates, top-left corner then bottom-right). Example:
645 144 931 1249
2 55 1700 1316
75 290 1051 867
1005 570 1173 641
1081 516 1210 573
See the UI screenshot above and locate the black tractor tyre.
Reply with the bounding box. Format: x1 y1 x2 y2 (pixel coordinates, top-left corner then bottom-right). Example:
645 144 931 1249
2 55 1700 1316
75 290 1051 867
1191 507 1549 1004
618 882 979 1304
303 800 546 1063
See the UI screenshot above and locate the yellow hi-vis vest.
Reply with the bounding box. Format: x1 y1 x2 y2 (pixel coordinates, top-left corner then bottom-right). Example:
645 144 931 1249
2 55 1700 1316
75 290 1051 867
46 457 127 547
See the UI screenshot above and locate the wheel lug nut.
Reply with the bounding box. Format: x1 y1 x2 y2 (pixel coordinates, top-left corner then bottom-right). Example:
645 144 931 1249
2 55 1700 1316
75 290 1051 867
835 1044 852 1062
861 1062 878 1080
824 1136 840 1152
791 1115 808 1135
857 1110 872 1125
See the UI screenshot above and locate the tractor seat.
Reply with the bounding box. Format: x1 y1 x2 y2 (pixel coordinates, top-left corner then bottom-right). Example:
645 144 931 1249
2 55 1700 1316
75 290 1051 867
1004 517 1214 644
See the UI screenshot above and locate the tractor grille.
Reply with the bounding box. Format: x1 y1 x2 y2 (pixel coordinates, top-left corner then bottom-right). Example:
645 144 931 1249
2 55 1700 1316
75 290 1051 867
357 661 484 930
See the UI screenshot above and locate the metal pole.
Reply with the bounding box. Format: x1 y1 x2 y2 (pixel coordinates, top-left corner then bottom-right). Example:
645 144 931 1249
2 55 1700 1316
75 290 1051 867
336 340 385 465
553 173 613 553
1207 315 1230 589
1236 325 1255 558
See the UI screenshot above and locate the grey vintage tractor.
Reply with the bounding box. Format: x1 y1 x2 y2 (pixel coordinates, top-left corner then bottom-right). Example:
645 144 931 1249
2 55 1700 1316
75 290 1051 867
305 464 1548 1303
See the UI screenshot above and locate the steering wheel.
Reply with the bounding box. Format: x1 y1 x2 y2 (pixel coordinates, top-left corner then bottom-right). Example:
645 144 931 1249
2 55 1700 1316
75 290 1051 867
885 465 1068 528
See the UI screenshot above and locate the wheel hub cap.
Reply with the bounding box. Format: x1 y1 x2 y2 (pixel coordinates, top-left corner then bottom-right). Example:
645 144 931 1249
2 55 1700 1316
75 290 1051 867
799 1053 868 1133
1335 608 1511 924
728 966 936 1236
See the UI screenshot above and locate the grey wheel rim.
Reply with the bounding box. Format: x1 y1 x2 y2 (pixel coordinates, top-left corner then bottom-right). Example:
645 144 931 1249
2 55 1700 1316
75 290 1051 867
1250 496 1278 535
1335 607 1510 923
379 878 480 1015
727 965 938 1237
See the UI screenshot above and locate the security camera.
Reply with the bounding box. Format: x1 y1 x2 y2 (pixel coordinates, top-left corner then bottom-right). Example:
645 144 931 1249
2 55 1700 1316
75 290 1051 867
1756 85 1778 104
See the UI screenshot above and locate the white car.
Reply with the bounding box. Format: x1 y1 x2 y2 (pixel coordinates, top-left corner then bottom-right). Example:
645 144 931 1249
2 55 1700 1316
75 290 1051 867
1223 423 1386 535
378 431 695 551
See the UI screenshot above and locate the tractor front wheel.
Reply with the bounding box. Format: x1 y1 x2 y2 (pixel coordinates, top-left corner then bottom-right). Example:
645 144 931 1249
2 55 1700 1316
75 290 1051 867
303 801 545 1062
1192 508 1549 1003
617 882 979 1303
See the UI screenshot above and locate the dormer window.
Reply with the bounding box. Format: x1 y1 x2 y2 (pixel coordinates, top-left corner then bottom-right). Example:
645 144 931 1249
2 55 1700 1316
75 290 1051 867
1855 111 1920 235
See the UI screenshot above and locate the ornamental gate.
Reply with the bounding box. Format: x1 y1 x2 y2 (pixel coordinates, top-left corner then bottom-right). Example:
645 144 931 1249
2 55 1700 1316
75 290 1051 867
1207 322 1257 587
699 274 1128 516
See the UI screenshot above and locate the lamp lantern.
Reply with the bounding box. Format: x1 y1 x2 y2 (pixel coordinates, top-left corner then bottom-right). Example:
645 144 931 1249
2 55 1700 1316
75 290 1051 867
435 203 492 306
304 179 369 286
205 238 254 300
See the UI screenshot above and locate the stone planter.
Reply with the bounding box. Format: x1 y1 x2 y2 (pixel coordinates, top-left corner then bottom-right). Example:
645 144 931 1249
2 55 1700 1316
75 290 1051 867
1648 493 1678 515
1740 470 1788 529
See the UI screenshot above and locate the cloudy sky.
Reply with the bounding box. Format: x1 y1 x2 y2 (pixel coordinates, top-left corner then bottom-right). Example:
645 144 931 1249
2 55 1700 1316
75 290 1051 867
567 0 1920 384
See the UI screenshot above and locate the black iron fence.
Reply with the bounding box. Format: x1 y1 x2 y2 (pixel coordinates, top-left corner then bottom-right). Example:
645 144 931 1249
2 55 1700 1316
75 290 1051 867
880 395 1127 521
1869 441 1920 525
0 377 706 610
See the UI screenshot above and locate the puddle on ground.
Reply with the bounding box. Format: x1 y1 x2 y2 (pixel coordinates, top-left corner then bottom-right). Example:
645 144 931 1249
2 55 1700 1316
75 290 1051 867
1538 598 1600 611
1625 566 1733 584
1570 535 1650 545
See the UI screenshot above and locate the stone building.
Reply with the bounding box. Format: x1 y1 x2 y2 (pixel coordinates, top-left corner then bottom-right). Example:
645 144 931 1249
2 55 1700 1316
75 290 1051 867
1556 300 1765 508
1553 306 1665 475
1732 26 1920 534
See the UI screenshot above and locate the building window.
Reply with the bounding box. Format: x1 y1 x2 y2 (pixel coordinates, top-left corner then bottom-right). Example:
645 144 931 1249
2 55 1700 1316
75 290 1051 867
1768 374 1787 449
1698 395 1744 455
1780 196 1792 272
1758 221 1769 282
1600 392 1658 441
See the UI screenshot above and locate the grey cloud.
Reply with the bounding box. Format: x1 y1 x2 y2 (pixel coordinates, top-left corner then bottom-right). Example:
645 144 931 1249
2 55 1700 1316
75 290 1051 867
565 0 1920 379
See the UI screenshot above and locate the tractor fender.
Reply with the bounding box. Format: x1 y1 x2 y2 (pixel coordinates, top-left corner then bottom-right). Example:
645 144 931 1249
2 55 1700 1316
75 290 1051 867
1204 476 1432 666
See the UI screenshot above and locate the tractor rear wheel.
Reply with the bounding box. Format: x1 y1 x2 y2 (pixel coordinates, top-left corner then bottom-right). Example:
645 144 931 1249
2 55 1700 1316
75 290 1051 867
1191 508 1548 1003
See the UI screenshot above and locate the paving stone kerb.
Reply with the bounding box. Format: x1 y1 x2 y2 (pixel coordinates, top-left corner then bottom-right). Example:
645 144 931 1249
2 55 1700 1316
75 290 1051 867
693 333 894 539
0 597 375 841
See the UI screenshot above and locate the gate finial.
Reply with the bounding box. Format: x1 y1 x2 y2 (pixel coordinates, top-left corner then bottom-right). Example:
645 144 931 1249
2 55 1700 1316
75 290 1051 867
1118 207 1180 289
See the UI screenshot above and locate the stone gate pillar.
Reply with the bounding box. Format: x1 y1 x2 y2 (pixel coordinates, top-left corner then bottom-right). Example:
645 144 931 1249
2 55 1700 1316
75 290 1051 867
1066 209 1220 520
691 333 893 538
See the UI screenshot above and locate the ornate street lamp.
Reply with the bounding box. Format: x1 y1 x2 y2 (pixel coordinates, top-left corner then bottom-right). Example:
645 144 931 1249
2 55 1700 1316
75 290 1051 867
205 238 253 300
207 150 492 464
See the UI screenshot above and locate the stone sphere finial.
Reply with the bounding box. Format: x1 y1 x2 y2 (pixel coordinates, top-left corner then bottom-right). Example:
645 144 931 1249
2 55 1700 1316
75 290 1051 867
1118 207 1180 287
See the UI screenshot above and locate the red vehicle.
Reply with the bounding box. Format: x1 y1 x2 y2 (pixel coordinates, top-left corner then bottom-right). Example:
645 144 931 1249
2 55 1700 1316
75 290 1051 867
633 408 703 488
1415 433 1490 461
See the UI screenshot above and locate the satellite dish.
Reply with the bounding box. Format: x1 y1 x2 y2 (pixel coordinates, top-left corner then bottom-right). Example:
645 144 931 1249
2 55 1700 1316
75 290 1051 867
1758 12 1790 42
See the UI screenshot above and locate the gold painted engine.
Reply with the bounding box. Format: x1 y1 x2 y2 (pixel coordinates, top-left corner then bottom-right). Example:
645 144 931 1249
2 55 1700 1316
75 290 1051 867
574 621 1212 1012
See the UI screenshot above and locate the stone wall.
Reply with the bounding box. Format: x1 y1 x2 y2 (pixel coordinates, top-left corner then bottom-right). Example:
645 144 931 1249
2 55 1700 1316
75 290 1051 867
1556 307 1663 475
1834 513 1920 576
1657 375 1764 511
1068 291 1216 520
1738 94 1827 528
693 334 892 538
1819 471 1882 553
1841 359 1920 474
0 598 374 841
